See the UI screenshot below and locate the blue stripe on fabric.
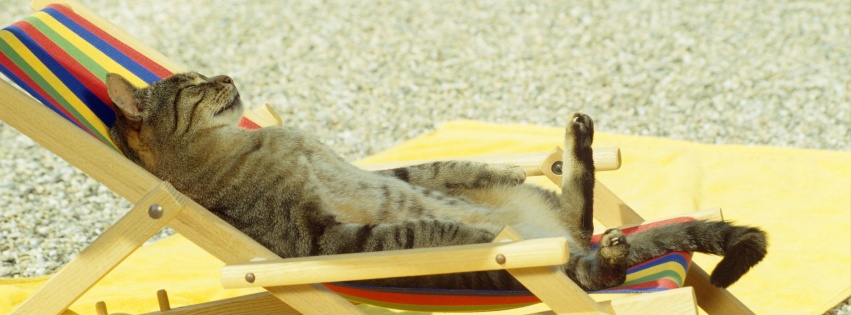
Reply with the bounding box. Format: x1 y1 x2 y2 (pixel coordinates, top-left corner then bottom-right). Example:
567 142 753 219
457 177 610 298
628 252 689 274
0 46 77 126
6 24 116 127
42 7 161 84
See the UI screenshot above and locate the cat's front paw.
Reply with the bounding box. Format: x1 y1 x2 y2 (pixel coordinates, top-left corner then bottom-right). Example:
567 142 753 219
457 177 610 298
493 164 527 186
465 164 526 189
599 228 629 266
566 113 594 150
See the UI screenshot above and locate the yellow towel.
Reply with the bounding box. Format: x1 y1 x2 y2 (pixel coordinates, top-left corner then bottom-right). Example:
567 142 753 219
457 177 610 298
2 121 849 314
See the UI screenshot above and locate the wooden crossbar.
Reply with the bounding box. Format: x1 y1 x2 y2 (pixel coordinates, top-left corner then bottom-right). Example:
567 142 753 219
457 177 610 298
10 182 183 315
359 145 622 175
222 237 569 289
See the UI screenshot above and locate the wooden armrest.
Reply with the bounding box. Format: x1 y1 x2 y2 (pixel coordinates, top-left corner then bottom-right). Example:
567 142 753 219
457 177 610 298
243 104 283 127
222 237 569 289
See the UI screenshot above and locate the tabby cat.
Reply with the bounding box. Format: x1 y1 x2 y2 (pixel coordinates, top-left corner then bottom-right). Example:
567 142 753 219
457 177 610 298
106 72 767 291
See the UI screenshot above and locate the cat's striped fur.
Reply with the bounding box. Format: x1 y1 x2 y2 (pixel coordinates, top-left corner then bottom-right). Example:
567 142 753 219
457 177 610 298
107 72 767 291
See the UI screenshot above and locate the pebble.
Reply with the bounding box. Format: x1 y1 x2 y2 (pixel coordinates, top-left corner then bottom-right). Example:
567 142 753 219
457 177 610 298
0 266 14 276
0 0 849 313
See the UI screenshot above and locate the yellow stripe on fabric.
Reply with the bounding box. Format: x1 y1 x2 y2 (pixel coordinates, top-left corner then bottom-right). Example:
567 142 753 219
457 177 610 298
623 261 687 284
30 12 147 88
0 31 116 148
22 16 110 83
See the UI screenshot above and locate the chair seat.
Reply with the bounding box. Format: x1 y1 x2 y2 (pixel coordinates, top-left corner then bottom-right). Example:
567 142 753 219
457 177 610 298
324 252 690 312
323 217 695 312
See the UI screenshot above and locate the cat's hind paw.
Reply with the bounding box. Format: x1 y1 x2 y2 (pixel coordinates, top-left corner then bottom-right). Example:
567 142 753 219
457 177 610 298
599 228 629 266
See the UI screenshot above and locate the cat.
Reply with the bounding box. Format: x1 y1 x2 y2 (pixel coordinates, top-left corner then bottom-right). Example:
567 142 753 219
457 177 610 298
106 72 767 291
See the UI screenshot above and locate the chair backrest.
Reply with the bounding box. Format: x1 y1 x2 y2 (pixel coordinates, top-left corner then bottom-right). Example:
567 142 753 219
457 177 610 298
0 4 171 150
0 3 263 150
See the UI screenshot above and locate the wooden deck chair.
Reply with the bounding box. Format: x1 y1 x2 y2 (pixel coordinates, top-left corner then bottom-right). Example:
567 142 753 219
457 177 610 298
0 0 754 314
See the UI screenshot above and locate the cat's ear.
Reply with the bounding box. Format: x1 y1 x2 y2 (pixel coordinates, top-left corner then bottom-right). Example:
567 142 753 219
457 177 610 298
106 73 143 128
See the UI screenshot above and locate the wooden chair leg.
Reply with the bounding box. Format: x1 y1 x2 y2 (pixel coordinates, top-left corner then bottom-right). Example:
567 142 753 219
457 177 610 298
538 147 645 227
495 227 608 314
591 180 646 227
9 182 185 315
684 264 755 315
168 199 363 314
140 292 299 315
600 287 698 315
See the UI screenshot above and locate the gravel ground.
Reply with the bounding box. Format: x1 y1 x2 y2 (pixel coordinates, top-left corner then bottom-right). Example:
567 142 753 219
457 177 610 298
1 0 849 313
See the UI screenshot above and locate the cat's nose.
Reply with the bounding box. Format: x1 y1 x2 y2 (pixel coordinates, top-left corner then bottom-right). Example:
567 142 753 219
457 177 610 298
213 75 233 85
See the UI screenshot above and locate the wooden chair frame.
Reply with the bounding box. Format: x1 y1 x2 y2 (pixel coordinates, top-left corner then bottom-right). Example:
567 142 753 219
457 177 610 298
0 0 754 314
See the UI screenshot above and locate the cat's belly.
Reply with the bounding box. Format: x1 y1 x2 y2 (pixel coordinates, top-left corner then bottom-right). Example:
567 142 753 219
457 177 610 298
446 186 574 241
324 182 574 242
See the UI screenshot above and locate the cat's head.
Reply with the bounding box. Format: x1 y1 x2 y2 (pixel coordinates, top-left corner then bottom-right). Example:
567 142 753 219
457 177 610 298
106 72 244 171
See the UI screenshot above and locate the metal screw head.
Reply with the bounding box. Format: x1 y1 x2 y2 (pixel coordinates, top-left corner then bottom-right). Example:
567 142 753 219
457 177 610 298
495 254 506 264
245 272 256 283
148 204 163 219
551 161 563 175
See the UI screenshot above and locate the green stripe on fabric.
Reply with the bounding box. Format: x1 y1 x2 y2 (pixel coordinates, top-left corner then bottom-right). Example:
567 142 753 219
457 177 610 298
620 270 684 287
0 31 104 141
22 15 108 84
18 16 120 149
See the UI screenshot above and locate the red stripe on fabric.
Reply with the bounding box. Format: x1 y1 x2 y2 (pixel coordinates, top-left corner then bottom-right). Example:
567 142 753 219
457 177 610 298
238 117 262 130
591 217 696 244
12 20 112 108
0 48 93 135
611 278 681 291
47 4 172 78
629 251 689 270
323 284 539 306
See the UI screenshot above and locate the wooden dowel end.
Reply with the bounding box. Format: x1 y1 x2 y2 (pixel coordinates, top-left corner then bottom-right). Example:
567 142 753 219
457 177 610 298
95 301 108 315
157 289 171 311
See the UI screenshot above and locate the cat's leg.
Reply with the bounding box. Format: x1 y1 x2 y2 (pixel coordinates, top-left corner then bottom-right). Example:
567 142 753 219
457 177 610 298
318 218 497 253
315 218 525 290
626 220 767 288
566 228 631 290
558 113 596 249
375 161 526 192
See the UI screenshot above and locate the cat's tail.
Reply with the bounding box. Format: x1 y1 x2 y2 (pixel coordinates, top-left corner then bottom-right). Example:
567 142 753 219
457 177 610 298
625 220 767 288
